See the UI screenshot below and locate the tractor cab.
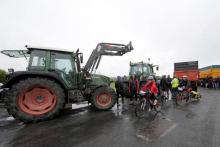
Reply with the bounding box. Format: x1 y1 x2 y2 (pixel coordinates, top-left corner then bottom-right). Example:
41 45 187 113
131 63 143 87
2 46 80 87
129 61 158 80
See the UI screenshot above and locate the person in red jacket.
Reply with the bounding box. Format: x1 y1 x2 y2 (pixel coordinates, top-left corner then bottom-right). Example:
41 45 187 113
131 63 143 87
129 75 139 104
141 76 159 105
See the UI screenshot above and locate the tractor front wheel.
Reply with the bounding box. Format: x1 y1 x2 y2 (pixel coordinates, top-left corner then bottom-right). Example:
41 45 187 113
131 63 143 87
91 86 116 110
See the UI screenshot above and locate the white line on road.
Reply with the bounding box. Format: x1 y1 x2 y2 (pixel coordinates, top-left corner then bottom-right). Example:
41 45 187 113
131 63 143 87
136 133 151 142
159 123 177 138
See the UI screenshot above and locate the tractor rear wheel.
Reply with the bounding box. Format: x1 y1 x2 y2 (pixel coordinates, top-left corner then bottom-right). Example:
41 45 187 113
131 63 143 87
91 86 116 110
6 78 65 123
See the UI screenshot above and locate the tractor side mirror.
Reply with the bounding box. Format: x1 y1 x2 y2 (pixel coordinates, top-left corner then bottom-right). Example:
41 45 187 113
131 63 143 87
80 54 83 63
156 66 159 71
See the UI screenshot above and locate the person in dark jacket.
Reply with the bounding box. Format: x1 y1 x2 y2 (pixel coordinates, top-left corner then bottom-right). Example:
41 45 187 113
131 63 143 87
167 75 172 86
208 76 213 88
166 75 172 98
216 76 220 89
160 75 169 98
115 76 124 106
129 75 139 104
205 76 209 88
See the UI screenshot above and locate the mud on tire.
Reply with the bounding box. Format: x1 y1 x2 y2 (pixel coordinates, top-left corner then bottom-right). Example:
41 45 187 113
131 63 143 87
91 86 116 110
5 78 65 123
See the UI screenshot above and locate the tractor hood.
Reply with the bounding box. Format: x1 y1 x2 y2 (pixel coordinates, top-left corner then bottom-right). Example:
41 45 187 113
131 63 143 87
90 74 112 86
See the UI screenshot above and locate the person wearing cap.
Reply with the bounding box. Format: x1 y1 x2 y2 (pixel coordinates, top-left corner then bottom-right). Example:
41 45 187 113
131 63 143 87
141 76 159 105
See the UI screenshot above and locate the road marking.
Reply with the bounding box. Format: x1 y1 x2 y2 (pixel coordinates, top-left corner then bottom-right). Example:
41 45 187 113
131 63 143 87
136 132 151 142
162 117 172 122
159 123 177 138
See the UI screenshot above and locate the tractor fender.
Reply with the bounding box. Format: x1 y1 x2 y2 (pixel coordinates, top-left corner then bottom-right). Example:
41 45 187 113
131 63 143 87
85 84 111 98
91 84 109 92
2 71 69 91
90 84 116 97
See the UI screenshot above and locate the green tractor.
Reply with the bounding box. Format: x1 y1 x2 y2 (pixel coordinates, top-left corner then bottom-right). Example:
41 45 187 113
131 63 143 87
0 42 133 122
123 61 159 97
129 61 158 80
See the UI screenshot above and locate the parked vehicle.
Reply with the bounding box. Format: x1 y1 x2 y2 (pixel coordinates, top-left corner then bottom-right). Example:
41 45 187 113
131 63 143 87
174 61 199 91
0 42 133 122
129 61 158 79
199 65 220 79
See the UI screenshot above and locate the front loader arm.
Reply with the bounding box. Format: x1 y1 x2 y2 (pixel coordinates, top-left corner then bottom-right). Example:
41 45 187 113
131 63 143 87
83 41 133 73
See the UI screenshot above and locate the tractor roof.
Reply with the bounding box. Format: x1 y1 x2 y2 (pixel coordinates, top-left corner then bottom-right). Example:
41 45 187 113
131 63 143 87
26 45 73 53
1 45 74 58
130 61 149 66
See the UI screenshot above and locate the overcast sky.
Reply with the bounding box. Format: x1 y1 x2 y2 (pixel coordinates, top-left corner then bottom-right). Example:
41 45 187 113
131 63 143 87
0 0 219 77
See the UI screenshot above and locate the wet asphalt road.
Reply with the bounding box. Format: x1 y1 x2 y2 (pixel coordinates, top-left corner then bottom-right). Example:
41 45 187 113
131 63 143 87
0 88 220 147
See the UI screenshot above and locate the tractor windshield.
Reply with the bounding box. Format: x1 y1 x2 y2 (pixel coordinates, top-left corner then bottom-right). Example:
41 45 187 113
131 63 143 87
130 64 153 76
1 50 30 58
143 65 153 75
130 65 142 75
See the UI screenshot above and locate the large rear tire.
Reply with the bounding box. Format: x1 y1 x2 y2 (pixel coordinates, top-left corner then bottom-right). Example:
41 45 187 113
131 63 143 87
5 78 65 123
91 86 116 110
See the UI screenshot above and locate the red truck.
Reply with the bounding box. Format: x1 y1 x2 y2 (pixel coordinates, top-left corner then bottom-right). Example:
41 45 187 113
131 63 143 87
174 61 199 91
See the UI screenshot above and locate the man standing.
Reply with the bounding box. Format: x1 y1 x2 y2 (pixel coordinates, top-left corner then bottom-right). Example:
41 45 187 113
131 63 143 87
167 75 172 98
216 76 220 89
171 75 179 99
160 75 169 98
181 75 191 89
115 76 124 106
212 78 216 89
129 75 139 104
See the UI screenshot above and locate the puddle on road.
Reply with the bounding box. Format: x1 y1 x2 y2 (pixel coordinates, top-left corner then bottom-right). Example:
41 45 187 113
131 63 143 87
0 116 15 123
185 113 196 119
111 105 124 117
136 117 177 143
111 103 134 117
0 116 25 128
6 116 14 121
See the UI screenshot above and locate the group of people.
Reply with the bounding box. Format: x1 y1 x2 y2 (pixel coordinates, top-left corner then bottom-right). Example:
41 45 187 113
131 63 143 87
200 76 220 89
158 75 192 100
115 75 171 106
170 75 192 99
115 75 140 106
115 74 193 106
